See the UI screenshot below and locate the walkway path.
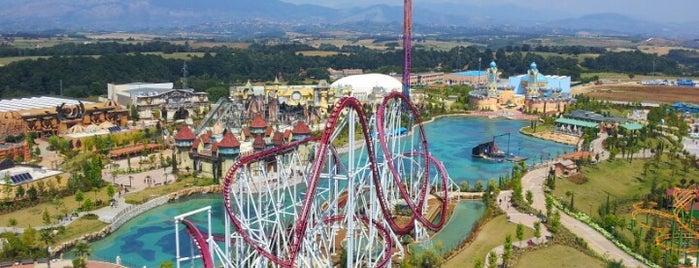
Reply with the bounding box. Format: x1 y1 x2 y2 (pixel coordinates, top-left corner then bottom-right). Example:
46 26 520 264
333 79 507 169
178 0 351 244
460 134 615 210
522 166 648 268
481 190 552 267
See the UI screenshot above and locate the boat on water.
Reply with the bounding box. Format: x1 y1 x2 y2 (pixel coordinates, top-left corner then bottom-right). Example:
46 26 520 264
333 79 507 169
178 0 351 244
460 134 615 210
471 141 506 160
471 133 527 162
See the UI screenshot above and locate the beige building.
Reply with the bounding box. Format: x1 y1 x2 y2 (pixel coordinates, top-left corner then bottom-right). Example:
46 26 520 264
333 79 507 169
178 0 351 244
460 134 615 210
107 82 209 121
0 161 66 200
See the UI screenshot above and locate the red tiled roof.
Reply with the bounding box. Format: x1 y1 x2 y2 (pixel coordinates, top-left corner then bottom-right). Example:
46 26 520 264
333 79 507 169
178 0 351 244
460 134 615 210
292 121 311 135
199 132 211 144
251 114 267 128
108 144 163 157
212 142 219 152
253 135 265 149
272 131 285 146
243 127 252 138
219 132 241 148
561 151 595 161
284 129 292 139
265 126 273 136
191 139 200 149
174 125 195 140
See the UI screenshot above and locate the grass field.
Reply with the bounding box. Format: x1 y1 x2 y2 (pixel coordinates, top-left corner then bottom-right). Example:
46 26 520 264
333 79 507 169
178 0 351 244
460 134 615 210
553 159 649 216
515 245 606 268
54 217 108 244
123 176 215 204
0 56 53 66
1 188 111 228
444 215 534 268
577 83 699 104
553 156 699 218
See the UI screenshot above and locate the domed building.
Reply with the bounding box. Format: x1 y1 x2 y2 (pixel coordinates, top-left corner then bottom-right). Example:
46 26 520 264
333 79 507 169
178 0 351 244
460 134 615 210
469 61 573 114
330 73 402 102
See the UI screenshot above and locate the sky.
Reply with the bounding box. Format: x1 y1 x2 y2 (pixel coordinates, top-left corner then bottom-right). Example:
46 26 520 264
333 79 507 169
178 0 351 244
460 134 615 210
281 0 699 23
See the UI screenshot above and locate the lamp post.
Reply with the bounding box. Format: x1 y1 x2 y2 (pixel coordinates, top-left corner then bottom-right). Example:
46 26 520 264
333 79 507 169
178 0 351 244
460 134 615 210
128 175 133 188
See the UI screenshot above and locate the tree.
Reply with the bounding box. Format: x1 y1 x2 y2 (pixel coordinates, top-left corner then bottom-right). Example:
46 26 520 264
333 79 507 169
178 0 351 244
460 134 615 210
525 190 533 205
82 198 94 211
534 221 542 242
516 224 524 247
565 191 575 210
130 104 140 121
487 250 498 268
409 247 443 268
71 241 91 268
27 185 38 201
106 184 115 200
21 227 37 250
39 229 56 268
474 180 483 192
42 209 52 225
503 234 513 267
545 196 553 217
474 259 483 268
75 189 84 202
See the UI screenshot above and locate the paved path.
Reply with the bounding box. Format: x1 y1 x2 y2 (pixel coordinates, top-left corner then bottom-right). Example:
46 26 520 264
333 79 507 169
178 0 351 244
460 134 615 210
522 166 648 268
480 190 552 267
683 137 699 157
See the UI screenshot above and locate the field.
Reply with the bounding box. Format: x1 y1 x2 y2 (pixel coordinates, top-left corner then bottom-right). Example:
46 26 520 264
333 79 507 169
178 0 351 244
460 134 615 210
553 159 651 217
444 215 534 268
515 245 606 268
575 83 699 104
0 56 52 66
1 188 111 228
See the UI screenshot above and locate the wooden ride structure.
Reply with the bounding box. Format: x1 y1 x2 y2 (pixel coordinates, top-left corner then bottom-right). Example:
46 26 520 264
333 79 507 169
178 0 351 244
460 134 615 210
632 188 699 255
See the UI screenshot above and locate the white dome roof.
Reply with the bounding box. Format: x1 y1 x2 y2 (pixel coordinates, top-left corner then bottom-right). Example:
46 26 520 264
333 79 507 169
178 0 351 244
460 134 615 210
331 73 402 95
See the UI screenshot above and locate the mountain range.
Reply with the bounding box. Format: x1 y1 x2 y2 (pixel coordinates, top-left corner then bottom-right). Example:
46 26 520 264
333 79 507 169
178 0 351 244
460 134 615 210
1 0 697 39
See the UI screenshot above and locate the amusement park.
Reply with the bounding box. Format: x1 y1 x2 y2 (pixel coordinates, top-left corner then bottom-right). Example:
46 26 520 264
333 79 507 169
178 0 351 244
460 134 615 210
171 1 460 265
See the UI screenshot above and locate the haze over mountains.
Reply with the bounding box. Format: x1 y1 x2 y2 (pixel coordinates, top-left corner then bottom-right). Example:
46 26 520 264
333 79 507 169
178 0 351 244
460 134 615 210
1 0 697 39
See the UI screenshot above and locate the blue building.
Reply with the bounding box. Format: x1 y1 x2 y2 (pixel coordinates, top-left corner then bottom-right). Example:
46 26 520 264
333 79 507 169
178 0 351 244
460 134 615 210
677 79 696 87
673 102 699 114
508 62 571 96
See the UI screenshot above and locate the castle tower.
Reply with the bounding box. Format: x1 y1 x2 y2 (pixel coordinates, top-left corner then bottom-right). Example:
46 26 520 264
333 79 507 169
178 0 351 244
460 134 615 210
250 114 267 136
526 62 540 98
291 120 313 162
174 125 196 173
217 131 241 177
486 61 500 98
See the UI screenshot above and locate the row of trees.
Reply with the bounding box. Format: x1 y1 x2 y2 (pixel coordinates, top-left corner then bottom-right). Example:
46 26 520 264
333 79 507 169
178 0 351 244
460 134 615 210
1 42 694 100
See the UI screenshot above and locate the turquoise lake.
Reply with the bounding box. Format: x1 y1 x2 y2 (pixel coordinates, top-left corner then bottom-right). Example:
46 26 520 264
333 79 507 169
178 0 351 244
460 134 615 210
87 116 573 267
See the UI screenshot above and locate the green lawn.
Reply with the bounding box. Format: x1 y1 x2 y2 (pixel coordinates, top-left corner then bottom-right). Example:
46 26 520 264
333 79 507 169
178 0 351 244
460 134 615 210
0 56 52 66
54 217 108 244
521 123 554 134
444 215 534 268
123 176 215 204
1 188 112 228
515 245 606 268
554 156 699 218
553 159 649 216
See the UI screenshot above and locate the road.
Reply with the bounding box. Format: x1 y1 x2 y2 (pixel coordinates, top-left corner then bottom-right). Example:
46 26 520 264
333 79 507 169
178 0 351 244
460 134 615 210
522 167 648 268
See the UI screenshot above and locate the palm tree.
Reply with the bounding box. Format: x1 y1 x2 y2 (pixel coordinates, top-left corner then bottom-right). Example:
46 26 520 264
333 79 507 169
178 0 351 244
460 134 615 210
39 229 56 268
71 241 91 268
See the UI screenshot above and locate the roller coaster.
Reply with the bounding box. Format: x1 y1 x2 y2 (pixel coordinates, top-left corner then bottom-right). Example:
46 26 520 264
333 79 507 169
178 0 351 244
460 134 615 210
174 92 455 268
632 187 699 256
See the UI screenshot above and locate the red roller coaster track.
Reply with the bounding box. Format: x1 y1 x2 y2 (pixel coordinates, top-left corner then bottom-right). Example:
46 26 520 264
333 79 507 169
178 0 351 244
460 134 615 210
182 92 449 267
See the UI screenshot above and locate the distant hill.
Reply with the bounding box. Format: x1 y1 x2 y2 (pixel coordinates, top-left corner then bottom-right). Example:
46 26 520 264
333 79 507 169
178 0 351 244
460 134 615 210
0 0 697 39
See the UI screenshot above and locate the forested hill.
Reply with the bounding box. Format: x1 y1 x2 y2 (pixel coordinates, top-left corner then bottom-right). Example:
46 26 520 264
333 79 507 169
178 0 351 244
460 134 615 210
0 43 695 101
